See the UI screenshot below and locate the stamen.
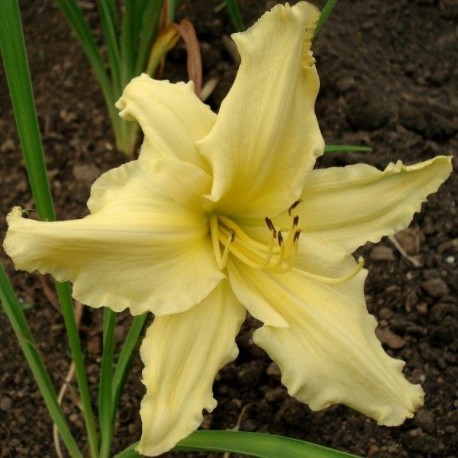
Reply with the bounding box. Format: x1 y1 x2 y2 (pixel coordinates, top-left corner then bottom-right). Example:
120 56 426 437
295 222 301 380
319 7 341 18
265 217 277 238
265 217 275 232
222 243 268 270
219 230 235 269
276 239 300 274
210 214 223 268
288 199 302 216
275 232 287 268
219 215 278 252
263 234 276 267
210 211 363 282
211 216 236 270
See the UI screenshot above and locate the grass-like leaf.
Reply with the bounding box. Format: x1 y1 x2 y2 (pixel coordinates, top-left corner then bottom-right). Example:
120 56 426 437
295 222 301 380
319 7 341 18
0 265 82 458
325 144 372 154
0 2 98 455
111 313 149 412
114 431 361 458
223 0 245 32
98 308 117 457
315 0 338 37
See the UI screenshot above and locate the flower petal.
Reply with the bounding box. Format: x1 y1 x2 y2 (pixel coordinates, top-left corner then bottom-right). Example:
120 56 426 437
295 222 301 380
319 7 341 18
284 156 452 253
116 74 215 172
138 281 246 456
228 238 424 426
4 159 224 316
199 2 324 218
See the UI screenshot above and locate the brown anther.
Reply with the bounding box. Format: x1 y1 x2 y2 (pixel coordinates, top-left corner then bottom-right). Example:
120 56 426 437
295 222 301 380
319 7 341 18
278 231 284 246
293 230 301 243
265 217 277 238
230 229 236 241
293 215 299 227
265 217 275 231
288 199 303 216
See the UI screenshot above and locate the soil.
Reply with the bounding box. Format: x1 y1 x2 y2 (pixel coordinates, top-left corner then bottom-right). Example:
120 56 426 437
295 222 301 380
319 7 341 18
0 1 457 457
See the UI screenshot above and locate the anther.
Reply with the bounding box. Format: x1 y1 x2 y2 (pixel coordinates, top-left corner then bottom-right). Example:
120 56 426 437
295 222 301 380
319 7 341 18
293 230 301 243
277 231 284 247
230 229 236 242
288 199 303 216
265 217 277 238
293 215 299 228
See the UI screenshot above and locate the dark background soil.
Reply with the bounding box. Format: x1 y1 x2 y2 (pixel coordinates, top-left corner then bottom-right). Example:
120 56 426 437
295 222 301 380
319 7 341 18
0 1 457 457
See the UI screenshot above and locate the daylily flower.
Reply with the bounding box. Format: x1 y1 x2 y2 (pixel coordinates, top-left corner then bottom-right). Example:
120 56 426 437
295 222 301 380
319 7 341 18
3 2 452 456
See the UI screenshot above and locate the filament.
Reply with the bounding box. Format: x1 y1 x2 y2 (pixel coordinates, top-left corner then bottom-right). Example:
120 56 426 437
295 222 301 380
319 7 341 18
209 201 364 284
210 212 300 274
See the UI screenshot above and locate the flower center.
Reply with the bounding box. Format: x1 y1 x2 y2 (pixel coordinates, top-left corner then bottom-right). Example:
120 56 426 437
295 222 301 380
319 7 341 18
209 200 365 284
209 201 303 274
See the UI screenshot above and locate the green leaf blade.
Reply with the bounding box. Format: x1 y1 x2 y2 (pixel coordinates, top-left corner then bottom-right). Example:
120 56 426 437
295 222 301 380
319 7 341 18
0 265 82 458
0 0 55 221
324 144 372 154
114 431 361 458
223 0 245 32
315 0 338 37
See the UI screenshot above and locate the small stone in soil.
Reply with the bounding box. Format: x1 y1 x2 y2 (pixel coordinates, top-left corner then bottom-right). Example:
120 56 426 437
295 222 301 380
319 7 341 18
415 302 428 315
370 245 396 261
264 387 286 403
422 278 450 297
0 396 12 412
376 327 406 349
72 163 101 184
414 408 435 433
266 362 281 379
395 228 422 255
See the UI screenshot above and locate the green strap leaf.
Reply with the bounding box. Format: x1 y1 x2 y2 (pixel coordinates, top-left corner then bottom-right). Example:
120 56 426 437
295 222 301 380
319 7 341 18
315 0 338 37
98 308 117 457
96 0 122 95
114 431 361 458
223 0 245 32
0 265 82 458
134 0 165 76
0 2 99 455
55 0 113 103
324 145 372 154
111 313 149 411
0 0 55 220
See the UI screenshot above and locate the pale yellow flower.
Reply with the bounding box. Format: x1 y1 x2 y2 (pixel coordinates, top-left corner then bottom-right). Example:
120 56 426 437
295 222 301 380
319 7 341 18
3 2 452 456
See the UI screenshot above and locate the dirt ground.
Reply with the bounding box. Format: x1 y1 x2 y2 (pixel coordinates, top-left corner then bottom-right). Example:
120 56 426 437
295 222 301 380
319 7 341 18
0 0 457 457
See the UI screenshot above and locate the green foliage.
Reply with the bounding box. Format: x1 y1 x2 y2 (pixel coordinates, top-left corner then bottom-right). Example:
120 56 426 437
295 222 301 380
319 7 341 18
325 145 372 154
114 431 361 458
315 0 338 37
55 0 175 157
